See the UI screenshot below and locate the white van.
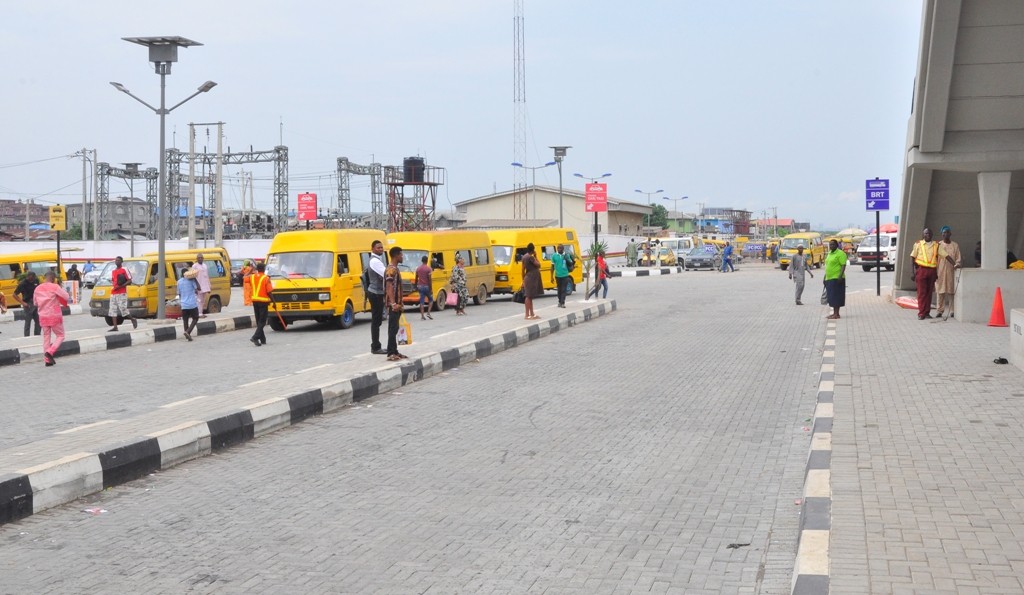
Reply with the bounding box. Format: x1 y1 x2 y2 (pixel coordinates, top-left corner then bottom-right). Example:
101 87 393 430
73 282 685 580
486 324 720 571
856 232 898 271
660 236 696 263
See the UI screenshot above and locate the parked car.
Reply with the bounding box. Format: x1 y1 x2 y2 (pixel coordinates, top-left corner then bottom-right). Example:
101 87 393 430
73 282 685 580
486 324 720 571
230 259 246 286
681 247 722 271
638 246 678 267
83 262 113 288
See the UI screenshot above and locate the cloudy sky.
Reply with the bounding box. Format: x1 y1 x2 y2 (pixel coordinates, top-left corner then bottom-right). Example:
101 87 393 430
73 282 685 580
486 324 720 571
1 0 922 230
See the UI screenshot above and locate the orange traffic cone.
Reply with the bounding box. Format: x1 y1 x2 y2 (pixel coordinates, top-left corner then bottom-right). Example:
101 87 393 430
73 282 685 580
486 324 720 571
988 287 1008 327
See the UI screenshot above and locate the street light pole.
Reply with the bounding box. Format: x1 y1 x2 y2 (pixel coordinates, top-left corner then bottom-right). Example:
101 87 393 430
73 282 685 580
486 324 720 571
662 195 688 229
113 36 215 319
511 161 556 221
550 146 571 227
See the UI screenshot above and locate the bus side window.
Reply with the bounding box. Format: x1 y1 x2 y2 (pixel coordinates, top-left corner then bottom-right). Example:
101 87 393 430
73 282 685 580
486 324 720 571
359 252 371 273
432 252 445 269
212 260 225 277
0 264 17 280
541 245 556 260
456 249 472 265
475 248 489 265
514 248 526 263
337 254 349 275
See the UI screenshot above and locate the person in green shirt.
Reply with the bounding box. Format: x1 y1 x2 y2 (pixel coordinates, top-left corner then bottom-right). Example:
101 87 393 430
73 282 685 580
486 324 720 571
625 239 638 267
549 245 572 308
823 239 847 319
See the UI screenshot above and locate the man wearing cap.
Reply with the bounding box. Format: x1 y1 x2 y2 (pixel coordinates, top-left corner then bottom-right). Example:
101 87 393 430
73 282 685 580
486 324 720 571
910 228 948 320
935 226 962 318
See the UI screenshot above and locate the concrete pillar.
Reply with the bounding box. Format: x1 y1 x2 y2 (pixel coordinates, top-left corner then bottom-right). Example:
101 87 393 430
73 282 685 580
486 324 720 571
978 171 1010 271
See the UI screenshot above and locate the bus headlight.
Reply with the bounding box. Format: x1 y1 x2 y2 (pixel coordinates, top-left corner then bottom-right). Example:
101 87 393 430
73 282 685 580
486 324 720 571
318 293 330 301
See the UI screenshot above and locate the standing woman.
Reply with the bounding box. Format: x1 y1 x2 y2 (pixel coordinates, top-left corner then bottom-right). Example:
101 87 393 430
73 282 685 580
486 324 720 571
241 259 254 307
823 239 847 320
449 255 469 316
521 243 543 320
34 271 70 367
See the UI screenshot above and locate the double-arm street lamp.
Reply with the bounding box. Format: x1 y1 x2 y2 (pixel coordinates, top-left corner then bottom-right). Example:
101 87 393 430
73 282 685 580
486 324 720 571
111 36 216 319
511 161 556 220
663 195 688 229
635 188 663 227
549 146 571 227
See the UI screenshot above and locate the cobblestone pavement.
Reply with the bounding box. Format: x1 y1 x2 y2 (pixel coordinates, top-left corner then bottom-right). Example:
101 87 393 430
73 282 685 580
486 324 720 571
828 286 1024 594
0 268 825 594
0 292 537 450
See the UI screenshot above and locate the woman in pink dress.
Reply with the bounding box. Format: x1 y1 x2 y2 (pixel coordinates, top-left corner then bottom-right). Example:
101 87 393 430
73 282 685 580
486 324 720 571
34 271 70 367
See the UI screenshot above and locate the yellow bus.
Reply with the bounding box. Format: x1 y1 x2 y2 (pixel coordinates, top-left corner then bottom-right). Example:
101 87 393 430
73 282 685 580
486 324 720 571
386 230 496 310
90 248 232 318
263 229 385 330
486 228 582 295
0 250 66 307
778 232 826 271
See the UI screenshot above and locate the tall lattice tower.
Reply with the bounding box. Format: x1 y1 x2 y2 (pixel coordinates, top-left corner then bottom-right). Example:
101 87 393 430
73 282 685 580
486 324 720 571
513 0 527 219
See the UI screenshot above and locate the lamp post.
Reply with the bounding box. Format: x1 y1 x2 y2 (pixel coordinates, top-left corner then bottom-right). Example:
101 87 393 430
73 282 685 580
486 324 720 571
635 188 664 228
122 162 142 257
549 146 571 227
511 161 556 220
662 195 688 230
112 36 216 319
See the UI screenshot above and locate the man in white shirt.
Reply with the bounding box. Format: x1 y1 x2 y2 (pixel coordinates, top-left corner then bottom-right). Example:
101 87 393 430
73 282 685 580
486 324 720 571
366 240 387 354
191 254 212 317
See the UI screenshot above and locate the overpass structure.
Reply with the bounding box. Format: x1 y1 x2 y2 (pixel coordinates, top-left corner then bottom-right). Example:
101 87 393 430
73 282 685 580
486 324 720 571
898 0 1024 322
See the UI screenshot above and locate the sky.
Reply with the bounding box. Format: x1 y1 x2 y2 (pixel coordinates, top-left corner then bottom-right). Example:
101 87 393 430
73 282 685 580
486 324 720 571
0 0 923 231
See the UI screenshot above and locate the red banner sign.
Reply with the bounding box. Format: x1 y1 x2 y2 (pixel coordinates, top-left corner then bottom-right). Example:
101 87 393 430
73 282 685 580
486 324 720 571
297 192 318 221
585 183 608 213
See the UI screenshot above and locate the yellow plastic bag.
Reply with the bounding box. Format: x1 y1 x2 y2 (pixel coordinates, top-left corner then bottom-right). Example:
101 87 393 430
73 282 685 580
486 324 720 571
397 313 413 345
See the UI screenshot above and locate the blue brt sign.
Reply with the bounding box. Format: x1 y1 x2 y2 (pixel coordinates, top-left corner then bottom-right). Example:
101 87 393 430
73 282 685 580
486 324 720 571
865 179 889 211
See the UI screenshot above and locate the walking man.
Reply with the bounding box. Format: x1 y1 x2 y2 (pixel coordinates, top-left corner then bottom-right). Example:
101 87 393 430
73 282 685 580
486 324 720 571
177 268 200 341
935 225 962 318
586 251 610 299
910 227 947 320
788 245 814 305
550 245 571 308
249 262 274 346
720 241 735 273
34 271 69 367
414 255 433 320
625 238 638 267
107 256 138 332
366 239 387 355
14 271 41 336
384 246 408 361
191 254 211 317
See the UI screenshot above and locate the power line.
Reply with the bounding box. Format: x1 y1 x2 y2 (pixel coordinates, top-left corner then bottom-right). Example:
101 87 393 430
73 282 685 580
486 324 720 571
0 154 79 169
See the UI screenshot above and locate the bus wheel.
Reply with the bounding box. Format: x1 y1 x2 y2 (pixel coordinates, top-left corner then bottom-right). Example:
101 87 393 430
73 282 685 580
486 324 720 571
334 301 355 329
473 285 488 305
206 296 222 314
435 289 447 311
269 317 285 332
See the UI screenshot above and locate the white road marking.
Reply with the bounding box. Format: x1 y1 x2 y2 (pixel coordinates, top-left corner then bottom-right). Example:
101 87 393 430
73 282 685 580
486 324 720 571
239 376 284 387
56 420 118 435
297 363 333 373
159 395 209 409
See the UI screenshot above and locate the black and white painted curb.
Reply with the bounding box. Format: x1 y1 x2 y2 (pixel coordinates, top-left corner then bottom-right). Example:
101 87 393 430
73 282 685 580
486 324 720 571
0 301 617 525
792 319 835 594
0 314 256 368
586 266 682 279
0 304 85 323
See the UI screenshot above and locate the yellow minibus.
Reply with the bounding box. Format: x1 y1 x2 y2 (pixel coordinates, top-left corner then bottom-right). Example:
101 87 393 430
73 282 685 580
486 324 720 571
0 250 66 307
386 230 496 310
90 248 232 318
263 229 385 330
486 228 582 295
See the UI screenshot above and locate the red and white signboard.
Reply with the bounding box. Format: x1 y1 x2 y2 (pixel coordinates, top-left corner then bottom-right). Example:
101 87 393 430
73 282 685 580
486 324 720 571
584 183 608 213
297 192 318 221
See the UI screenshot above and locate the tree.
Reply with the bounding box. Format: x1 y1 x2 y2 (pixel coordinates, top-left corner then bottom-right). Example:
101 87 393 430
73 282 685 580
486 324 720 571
62 223 95 240
647 203 669 229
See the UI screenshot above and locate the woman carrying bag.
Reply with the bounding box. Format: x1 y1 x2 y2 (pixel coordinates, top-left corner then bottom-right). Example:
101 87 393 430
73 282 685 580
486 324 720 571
449 255 469 316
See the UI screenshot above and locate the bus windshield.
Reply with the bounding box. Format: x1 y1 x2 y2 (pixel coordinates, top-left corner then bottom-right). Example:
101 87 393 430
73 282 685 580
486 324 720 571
492 246 513 265
781 238 808 249
266 252 333 279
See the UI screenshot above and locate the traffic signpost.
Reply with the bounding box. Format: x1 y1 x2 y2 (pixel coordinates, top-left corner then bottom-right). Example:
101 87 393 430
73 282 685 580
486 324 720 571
585 183 608 294
866 178 890 296
297 192 318 229
49 205 67 280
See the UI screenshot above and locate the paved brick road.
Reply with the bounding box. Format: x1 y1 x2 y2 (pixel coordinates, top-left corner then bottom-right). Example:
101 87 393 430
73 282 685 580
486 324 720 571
0 267 825 593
